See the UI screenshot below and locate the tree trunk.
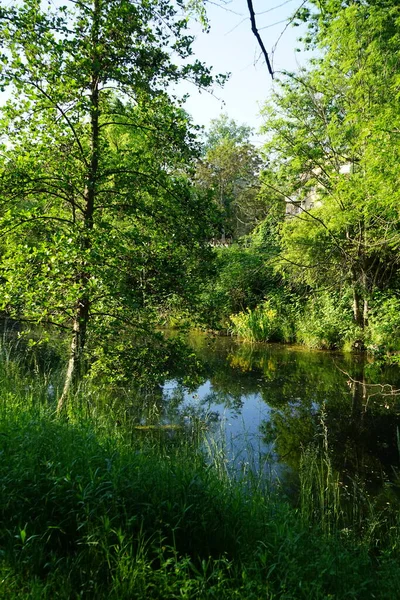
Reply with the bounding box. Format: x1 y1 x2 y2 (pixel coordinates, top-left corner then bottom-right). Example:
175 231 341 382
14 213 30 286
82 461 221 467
353 287 364 328
362 269 369 327
352 266 368 329
57 300 89 413
57 0 100 413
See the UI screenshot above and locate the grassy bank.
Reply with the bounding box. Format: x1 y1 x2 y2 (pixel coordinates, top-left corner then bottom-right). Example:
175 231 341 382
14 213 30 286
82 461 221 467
1 374 400 598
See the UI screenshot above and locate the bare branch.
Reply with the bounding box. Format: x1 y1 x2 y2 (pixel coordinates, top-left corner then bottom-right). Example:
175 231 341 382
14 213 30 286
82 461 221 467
246 0 274 78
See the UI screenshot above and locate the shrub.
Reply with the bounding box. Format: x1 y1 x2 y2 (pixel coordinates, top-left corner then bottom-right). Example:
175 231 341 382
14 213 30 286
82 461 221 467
367 296 400 354
197 244 278 329
295 293 356 350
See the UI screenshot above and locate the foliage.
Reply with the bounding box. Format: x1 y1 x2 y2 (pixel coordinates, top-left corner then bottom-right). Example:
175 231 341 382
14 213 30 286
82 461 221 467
195 243 279 329
196 115 266 240
367 295 400 355
195 196 286 332
229 303 279 343
202 113 253 152
295 292 357 350
259 0 400 336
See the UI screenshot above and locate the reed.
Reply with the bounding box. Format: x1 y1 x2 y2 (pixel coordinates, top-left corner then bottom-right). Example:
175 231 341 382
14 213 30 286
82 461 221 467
299 406 343 534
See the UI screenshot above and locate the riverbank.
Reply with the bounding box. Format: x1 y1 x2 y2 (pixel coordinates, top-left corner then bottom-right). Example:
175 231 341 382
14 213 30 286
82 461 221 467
1 381 400 599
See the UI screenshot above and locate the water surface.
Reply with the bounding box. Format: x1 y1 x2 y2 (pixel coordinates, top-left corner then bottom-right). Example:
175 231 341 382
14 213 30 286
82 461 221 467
163 333 400 498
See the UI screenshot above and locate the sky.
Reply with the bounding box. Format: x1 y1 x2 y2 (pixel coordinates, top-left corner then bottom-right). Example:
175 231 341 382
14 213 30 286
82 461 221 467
175 0 310 139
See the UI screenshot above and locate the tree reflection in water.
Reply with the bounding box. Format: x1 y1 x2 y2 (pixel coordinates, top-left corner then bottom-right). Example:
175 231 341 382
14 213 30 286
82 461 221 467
169 333 400 506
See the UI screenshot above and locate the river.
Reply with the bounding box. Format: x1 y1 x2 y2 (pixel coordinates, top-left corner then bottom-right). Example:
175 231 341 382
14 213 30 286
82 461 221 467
161 332 400 501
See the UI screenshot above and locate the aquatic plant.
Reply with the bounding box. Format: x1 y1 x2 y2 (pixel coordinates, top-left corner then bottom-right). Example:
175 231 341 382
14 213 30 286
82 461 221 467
229 298 294 343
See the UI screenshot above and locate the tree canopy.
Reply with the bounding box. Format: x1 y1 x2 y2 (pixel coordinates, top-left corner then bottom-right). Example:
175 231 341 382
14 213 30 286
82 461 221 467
195 114 268 241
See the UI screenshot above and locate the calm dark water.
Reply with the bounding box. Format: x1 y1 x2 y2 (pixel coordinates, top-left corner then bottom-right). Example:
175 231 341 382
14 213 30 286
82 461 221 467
163 333 400 496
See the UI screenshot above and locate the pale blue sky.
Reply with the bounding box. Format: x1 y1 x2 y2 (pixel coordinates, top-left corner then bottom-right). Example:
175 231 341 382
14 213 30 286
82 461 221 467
176 0 310 138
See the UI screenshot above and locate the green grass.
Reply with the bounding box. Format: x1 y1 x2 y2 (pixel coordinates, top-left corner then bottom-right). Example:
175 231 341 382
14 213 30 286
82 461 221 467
1 360 400 598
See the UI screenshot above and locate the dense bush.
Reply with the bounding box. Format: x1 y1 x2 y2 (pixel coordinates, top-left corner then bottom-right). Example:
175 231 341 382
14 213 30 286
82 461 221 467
367 295 400 355
294 293 357 350
196 244 278 329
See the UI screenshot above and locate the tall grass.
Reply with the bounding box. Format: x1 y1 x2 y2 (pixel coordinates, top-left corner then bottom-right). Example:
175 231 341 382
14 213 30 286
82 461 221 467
299 407 343 534
1 352 400 598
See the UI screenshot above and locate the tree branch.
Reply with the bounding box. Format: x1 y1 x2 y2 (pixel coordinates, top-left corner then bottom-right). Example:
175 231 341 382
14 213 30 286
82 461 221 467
0 215 74 239
27 80 89 168
246 0 274 78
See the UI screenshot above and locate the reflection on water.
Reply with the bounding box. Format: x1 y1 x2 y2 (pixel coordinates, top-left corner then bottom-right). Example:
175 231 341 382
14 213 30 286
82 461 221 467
164 377 275 477
162 332 400 498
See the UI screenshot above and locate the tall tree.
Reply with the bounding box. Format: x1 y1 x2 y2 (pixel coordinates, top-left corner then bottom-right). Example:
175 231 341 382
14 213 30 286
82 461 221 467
0 0 219 410
202 113 253 152
261 0 400 330
195 115 266 240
